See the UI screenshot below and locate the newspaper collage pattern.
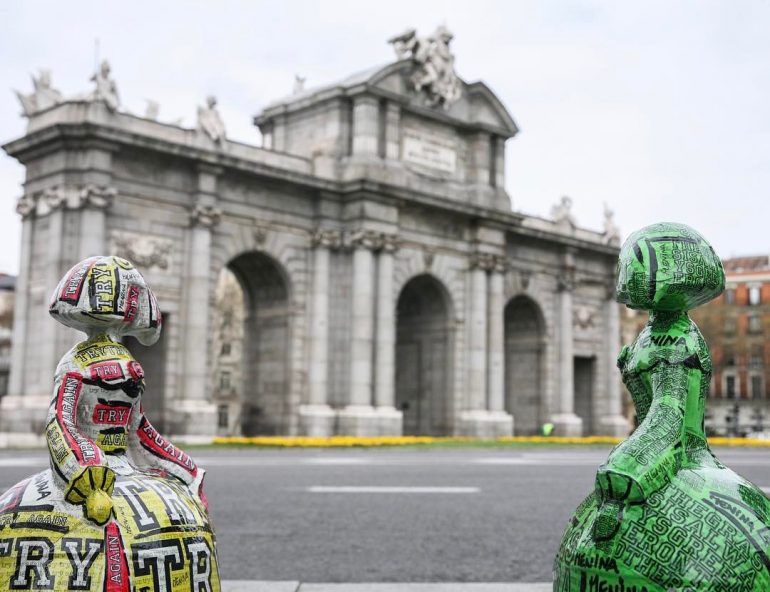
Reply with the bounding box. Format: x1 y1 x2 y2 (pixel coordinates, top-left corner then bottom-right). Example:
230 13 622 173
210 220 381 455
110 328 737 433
555 223 770 591
0 256 220 591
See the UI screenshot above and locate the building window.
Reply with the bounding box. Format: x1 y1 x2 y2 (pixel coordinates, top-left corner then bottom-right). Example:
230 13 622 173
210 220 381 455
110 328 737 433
725 374 737 399
724 317 736 335
749 285 761 306
725 287 736 304
749 314 762 334
221 342 231 355
219 371 231 390
750 345 764 369
724 348 736 368
217 405 229 428
751 374 764 400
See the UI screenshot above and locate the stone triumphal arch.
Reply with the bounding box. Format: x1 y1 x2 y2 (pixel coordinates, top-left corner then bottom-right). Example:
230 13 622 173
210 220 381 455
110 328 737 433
1 28 628 439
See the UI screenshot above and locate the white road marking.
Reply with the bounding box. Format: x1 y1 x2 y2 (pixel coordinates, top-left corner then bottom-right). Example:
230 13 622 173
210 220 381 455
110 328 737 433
0 458 46 467
306 486 480 494
472 457 599 465
302 458 369 465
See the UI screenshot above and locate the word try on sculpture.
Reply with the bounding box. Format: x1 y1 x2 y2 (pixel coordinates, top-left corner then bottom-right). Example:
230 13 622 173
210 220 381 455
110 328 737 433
0 256 220 591
554 223 770 591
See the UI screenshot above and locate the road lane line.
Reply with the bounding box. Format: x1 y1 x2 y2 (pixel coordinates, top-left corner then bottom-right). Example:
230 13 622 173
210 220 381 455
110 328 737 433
472 457 598 465
302 458 369 465
306 486 480 494
0 458 47 467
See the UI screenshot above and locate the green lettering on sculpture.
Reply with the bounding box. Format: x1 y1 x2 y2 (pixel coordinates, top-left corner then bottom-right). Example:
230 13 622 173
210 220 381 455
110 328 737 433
554 222 770 591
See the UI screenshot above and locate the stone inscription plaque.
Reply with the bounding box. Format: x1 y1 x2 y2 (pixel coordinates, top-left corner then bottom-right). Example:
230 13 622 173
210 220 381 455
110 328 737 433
402 129 457 173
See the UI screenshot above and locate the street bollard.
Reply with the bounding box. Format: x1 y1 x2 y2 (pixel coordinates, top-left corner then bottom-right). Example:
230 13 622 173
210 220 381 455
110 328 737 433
554 223 770 591
0 256 220 591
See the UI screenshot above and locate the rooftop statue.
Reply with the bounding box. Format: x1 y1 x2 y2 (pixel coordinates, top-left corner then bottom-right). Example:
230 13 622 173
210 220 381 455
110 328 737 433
0 256 220 591
14 69 63 116
551 195 577 230
197 95 226 143
602 203 621 246
90 59 120 112
554 222 770 591
388 25 462 109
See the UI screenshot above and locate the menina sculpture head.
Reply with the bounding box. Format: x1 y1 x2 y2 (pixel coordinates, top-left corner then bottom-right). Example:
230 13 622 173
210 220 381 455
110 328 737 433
616 222 725 312
49 255 162 345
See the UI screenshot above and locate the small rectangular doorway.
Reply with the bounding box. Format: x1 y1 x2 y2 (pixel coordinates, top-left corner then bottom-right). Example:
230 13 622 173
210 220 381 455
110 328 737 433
574 356 595 435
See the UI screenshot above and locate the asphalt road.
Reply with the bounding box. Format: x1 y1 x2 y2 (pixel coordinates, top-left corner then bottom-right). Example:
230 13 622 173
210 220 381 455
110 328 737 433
1 446 769 583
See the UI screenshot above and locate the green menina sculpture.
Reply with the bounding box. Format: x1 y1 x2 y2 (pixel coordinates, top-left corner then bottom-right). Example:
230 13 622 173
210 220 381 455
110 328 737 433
554 222 770 591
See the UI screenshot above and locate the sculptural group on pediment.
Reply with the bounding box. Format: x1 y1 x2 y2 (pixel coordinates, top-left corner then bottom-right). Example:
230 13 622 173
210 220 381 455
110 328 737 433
389 25 462 109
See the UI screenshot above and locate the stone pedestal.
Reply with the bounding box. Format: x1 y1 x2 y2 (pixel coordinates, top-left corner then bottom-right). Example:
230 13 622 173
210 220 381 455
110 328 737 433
597 414 630 437
298 404 336 437
170 400 218 438
336 405 381 436
374 406 403 436
457 409 514 438
0 395 50 438
550 413 583 437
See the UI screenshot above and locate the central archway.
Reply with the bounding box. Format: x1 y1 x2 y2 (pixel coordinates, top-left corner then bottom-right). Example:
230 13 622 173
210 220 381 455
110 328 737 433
215 251 291 436
504 296 545 435
395 275 453 435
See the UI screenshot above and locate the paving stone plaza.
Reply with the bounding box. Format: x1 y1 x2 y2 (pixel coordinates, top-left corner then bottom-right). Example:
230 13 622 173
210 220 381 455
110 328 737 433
0 27 627 440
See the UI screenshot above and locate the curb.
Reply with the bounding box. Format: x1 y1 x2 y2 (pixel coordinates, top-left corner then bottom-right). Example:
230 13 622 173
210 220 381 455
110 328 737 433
221 583 552 591
211 435 770 448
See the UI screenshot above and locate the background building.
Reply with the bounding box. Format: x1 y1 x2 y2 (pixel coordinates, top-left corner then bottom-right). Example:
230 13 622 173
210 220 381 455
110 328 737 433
690 255 770 435
0 274 14 399
0 28 627 440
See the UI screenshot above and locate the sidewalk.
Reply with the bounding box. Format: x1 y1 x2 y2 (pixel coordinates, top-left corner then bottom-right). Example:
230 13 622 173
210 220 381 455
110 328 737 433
221 582 551 591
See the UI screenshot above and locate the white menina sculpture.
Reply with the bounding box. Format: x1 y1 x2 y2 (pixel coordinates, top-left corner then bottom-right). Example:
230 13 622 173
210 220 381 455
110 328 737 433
0 255 220 591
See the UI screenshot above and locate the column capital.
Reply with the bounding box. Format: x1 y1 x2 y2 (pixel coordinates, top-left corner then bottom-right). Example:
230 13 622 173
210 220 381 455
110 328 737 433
557 274 575 292
191 203 222 228
470 251 506 272
15 194 36 219
311 228 343 250
23 185 117 218
344 229 399 252
381 233 400 253
196 163 224 177
77 184 116 210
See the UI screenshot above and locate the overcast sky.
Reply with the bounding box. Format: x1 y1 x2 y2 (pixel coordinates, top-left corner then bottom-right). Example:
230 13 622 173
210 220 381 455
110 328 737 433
1 1 768 274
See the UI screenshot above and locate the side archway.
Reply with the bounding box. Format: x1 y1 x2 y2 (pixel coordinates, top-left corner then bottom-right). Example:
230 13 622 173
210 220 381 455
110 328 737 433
213 251 292 436
504 295 546 435
395 274 454 435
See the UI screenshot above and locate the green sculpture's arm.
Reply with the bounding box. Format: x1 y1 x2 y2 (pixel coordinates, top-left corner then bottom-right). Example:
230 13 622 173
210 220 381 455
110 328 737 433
596 357 695 505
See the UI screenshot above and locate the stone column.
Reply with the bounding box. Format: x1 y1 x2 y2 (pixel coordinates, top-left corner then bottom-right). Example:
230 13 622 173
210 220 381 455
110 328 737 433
487 260 505 413
351 96 380 157
338 230 379 435
374 235 402 435
183 203 219 400
493 137 506 189
598 290 630 436
299 228 340 436
40 189 67 387
384 103 401 160
78 185 116 259
551 251 583 436
178 168 221 436
468 258 488 411
458 252 514 437
6 196 35 401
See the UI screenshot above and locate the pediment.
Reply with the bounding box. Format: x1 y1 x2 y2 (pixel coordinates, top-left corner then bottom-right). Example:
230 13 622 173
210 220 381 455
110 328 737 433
367 62 518 138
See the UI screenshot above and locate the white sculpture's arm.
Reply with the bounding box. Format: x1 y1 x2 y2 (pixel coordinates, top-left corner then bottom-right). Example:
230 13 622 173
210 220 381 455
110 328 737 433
127 404 207 505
